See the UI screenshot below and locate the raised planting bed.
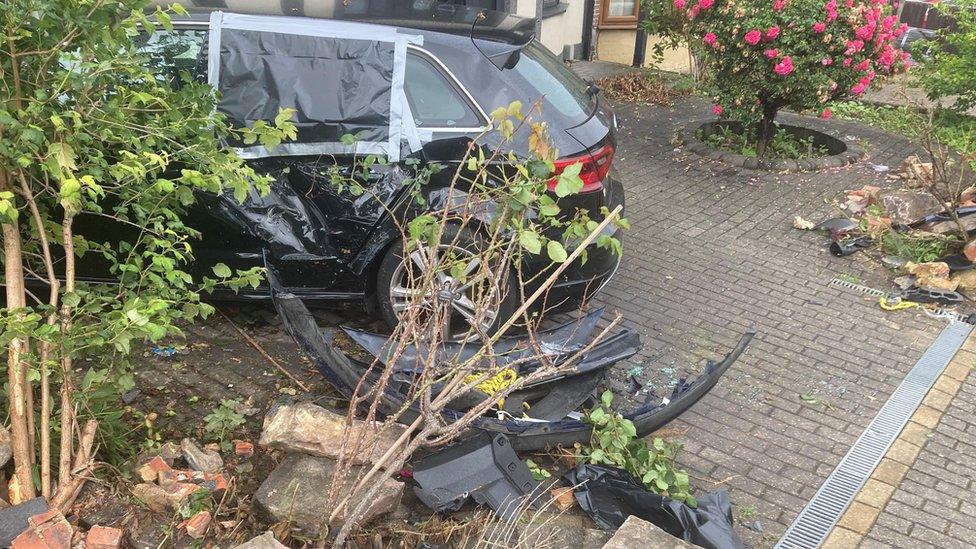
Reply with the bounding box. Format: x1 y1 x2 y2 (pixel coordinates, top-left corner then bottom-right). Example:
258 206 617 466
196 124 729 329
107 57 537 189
682 120 866 172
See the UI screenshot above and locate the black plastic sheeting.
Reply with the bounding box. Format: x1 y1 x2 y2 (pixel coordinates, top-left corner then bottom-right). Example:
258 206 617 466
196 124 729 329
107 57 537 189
218 28 393 148
564 465 745 549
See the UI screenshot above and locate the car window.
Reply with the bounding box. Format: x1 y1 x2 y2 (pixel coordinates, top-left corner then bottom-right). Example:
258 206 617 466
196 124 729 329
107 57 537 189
135 29 207 85
510 41 592 120
404 53 483 129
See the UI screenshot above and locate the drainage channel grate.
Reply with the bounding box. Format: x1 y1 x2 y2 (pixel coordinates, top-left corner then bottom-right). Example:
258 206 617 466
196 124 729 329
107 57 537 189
775 320 973 549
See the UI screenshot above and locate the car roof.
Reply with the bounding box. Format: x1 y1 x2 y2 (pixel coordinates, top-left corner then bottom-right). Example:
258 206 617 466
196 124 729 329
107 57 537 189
159 1 535 46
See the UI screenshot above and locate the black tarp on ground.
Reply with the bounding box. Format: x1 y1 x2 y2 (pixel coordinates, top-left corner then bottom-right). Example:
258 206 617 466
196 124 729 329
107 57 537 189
564 464 745 549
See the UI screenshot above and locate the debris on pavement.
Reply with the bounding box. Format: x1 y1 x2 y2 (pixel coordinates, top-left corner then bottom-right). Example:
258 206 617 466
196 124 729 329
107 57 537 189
271 279 753 452
253 453 403 534
600 515 696 548
181 438 224 473
879 189 943 225
564 464 745 549
894 154 933 187
410 432 540 521
839 184 880 216
829 235 873 257
792 216 815 230
259 401 405 466
596 72 682 105
905 262 958 291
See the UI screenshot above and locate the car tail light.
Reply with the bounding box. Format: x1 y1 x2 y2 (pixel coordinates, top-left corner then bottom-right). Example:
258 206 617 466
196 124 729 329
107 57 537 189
547 143 615 194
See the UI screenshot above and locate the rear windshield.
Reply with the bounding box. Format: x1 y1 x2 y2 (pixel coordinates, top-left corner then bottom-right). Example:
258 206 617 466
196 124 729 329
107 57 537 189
509 41 592 124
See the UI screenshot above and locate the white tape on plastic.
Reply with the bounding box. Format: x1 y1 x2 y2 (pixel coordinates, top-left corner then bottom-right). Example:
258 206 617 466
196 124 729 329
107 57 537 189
207 11 424 161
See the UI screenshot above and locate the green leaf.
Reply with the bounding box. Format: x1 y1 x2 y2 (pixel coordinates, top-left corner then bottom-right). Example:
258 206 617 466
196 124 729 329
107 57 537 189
62 292 81 308
601 390 613 408
519 230 542 254
547 240 568 263
212 263 232 278
48 142 77 174
554 162 584 197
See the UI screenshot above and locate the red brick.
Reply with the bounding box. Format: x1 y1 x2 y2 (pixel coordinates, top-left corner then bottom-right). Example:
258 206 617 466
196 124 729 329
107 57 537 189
234 441 254 458
12 511 73 549
84 526 122 549
137 456 172 482
182 511 211 539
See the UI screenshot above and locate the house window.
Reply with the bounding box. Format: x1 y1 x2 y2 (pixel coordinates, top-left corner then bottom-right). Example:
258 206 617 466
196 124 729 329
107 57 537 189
599 0 640 28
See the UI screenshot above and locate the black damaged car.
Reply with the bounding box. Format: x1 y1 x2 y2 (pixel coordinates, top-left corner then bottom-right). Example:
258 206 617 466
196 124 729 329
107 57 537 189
74 2 624 339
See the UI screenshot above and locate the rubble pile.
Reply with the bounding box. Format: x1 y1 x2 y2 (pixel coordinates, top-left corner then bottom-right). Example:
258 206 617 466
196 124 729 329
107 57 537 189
799 153 976 313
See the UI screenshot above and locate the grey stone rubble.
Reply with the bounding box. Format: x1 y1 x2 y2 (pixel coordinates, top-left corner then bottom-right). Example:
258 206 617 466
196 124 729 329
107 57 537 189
0 497 48 547
600 515 695 549
259 401 405 466
231 531 289 549
253 453 403 534
181 437 223 473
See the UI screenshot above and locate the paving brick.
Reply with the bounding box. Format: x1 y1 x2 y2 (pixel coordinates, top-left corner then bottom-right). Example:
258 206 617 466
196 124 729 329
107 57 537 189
837 501 881 535
911 405 944 429
921 388 954 411
822 527 862 548
886 438 924 466
855 478 896 509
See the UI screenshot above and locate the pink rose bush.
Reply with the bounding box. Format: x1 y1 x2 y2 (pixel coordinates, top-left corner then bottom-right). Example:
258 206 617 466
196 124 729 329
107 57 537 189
676 0 907 155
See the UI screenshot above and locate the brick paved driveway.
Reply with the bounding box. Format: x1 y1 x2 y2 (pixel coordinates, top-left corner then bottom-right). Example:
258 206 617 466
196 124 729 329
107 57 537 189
589 96 943 546
134 94 971 547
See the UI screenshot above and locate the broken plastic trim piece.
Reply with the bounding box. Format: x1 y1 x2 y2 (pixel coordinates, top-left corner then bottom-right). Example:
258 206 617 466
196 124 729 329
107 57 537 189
341 307 605 373
411 431 539 520
268 266 753 451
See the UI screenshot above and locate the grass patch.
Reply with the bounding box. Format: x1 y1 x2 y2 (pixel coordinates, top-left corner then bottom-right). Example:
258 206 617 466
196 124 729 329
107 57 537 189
880 230 959 263
831 101 976 159
697 125 830 159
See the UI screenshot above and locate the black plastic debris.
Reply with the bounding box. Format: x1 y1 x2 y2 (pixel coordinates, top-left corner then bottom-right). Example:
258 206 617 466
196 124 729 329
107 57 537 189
269 265 754 451
564 465 744 549
900 287 965 306
813 217 857 235
829 235 872 257
411 431 539 520
937 252 976 272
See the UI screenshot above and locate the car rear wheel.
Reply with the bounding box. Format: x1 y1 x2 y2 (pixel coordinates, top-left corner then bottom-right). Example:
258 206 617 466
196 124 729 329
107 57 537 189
376 226 517 342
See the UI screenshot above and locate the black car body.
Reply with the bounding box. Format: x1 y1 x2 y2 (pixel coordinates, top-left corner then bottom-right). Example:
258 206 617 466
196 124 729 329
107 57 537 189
75 2 624 327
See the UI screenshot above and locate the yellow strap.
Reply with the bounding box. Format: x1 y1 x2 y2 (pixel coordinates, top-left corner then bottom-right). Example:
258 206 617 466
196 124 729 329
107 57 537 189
879 296 919 311
465 368 518 408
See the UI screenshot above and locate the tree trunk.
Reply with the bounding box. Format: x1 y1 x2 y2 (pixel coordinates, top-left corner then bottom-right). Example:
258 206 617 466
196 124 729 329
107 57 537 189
754 103 779 159
58 215 77 489
19 172 60 499
0 172 37 502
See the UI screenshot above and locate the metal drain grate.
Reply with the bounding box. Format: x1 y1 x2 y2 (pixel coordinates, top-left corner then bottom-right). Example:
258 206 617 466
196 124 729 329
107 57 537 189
775 321 973 548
